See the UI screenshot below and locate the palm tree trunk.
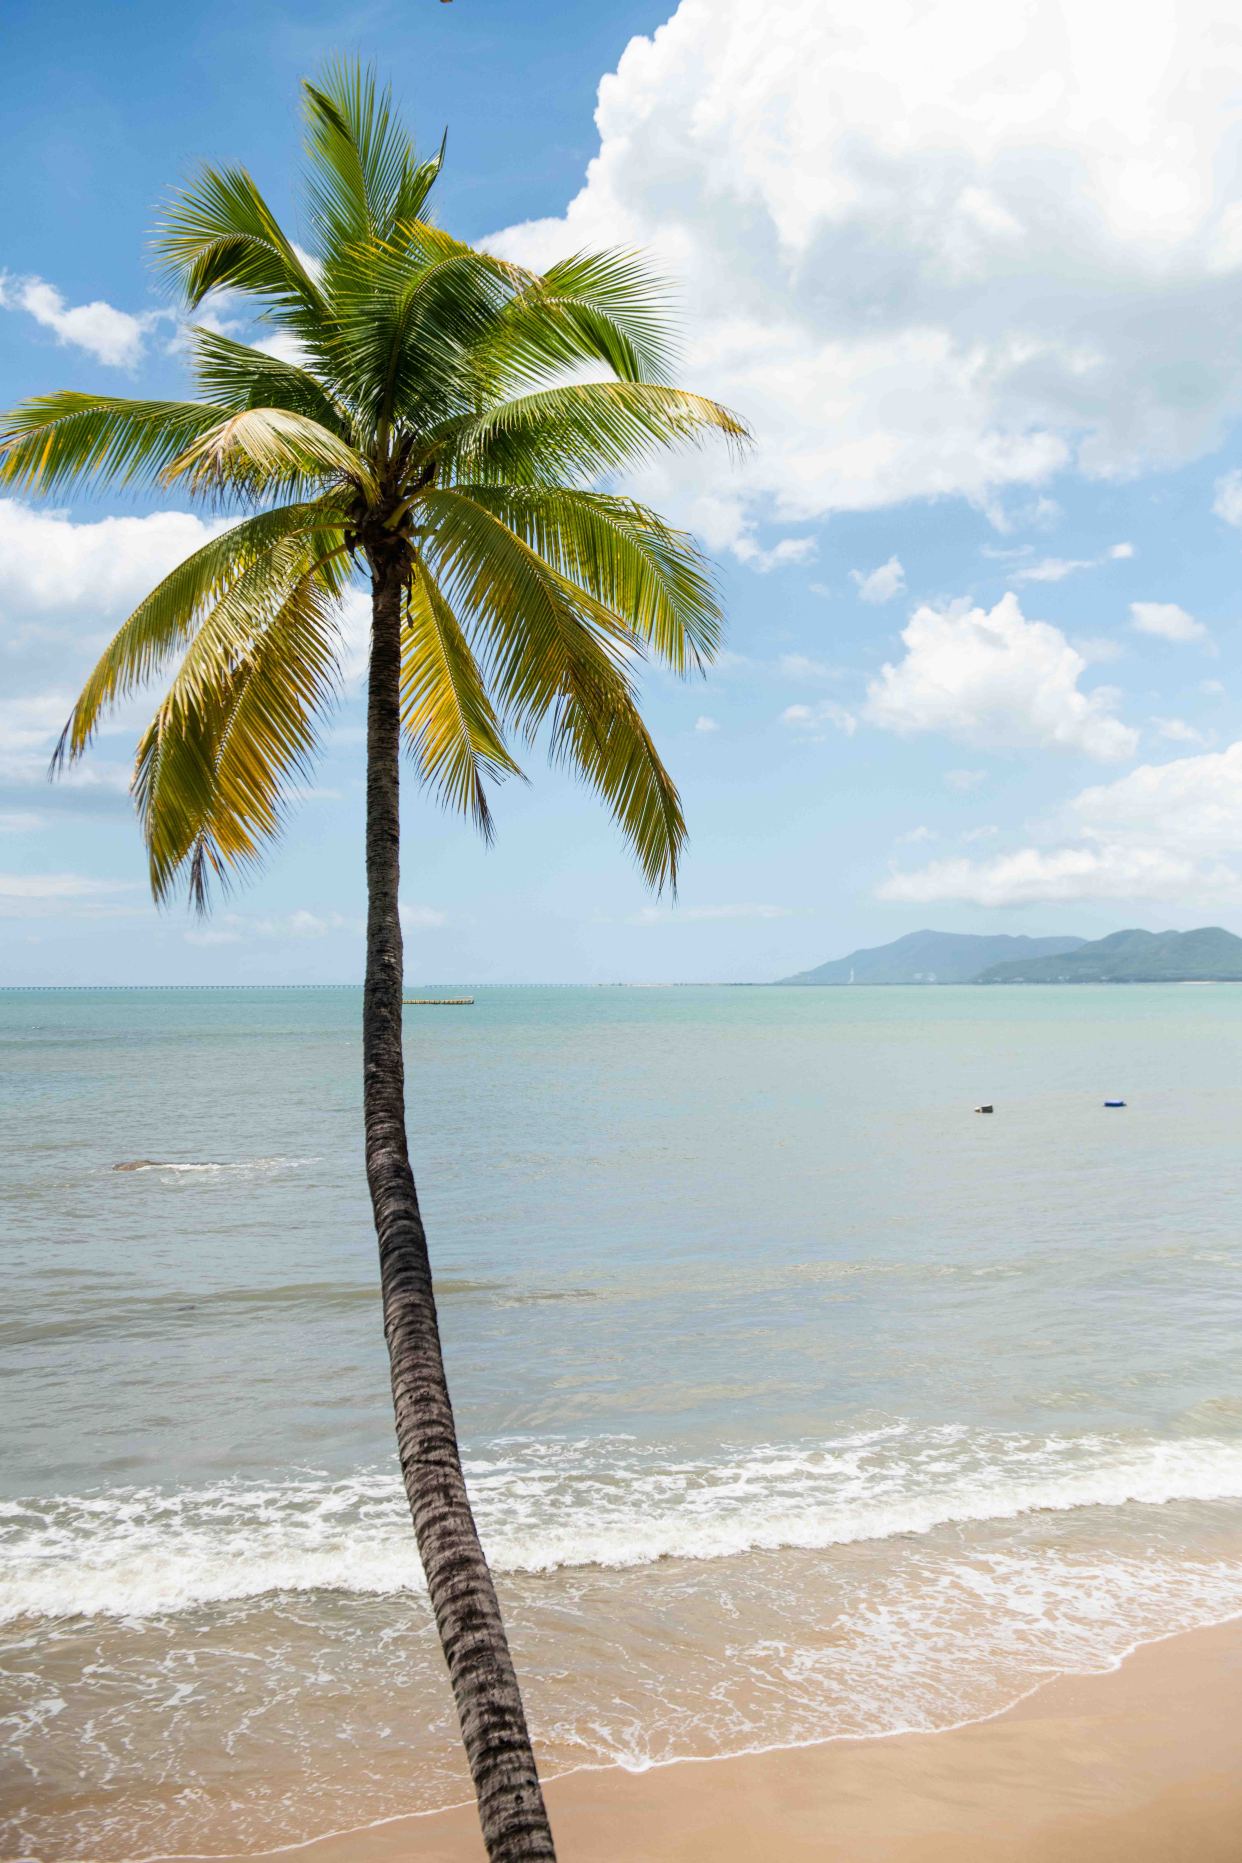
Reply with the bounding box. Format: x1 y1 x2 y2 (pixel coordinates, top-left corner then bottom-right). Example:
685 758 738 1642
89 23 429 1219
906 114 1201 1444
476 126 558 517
363 545 556 1861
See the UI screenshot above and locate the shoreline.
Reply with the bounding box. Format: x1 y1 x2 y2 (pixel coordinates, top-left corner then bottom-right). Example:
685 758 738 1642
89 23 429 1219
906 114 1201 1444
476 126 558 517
238 1614 1242 1862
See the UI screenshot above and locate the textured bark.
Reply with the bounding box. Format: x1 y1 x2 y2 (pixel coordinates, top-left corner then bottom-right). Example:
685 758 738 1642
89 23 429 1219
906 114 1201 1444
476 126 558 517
363 545 556 1860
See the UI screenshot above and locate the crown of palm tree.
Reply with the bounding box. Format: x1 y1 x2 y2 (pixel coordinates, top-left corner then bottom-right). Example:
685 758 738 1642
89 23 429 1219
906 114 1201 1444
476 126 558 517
0 63 746 910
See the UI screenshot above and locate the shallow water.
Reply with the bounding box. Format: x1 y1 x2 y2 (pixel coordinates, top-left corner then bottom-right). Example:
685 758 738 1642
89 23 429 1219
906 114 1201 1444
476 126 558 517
3 984 1242 1857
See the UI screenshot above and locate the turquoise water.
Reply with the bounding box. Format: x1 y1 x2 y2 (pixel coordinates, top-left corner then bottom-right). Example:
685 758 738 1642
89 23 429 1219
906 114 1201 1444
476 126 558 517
4 985 1242 1856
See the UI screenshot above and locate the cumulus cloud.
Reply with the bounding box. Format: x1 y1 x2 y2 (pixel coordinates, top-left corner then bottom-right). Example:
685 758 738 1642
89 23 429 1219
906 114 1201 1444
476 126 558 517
1129 600 1208 643
0 500 226 627
851 556 906 604
863 593 1138 762
491 0 1242 554
693 714 720 733
879 844 1199 906
881 740 1242 905
0 273 157 367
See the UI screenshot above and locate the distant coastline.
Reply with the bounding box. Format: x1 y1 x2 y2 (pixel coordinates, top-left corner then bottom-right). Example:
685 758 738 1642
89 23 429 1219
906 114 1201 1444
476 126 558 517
775 926 1242 987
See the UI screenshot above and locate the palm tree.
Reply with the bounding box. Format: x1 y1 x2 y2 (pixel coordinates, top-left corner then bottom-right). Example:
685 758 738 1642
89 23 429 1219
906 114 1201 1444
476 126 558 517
0 65 744 1862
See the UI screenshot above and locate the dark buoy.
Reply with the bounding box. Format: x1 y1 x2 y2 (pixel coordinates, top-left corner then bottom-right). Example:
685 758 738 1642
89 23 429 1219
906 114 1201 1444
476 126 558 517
975 1104 994 1114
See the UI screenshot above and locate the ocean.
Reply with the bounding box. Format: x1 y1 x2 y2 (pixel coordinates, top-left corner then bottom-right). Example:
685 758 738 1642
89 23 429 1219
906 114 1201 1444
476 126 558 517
3 983 1242 1859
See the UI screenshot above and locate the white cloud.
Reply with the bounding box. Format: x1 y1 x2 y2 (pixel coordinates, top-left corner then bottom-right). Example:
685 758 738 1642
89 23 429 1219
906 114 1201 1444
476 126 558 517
1152 716 1209 745
851 556 906 604
1013 556 1096 584
734 534 817 572
0 871 134 916
882 739 1242 905
491 0 1242 550
632 902 792 924
0 500 226 624
1012 540 1134 583
0 274 157 367
0 811 43 833
1071 634 1125 664
864 593 1138 762
1129 600 1208 644
945 767 987 791
879 843 1199 906
399 901 449 929
781 699 857 735
693 714 720 733
777 653 839 680
184 907 372 947
1213 470 1242 528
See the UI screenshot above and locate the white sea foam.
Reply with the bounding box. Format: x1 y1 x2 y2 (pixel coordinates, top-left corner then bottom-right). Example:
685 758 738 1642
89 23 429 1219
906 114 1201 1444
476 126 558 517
5 1424 1242 1622
109 1155 316 1176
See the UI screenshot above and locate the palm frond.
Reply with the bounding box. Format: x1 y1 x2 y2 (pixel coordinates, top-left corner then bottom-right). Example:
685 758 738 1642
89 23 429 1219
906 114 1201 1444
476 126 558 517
189 329 350 433
472 249 675 389
54 501 348 767
0 395 229 496
157 164 326 317
136 569 341 905
303 63 443 251
451 485 722 673
333 225 528 433
163 406 377 500
419 488 684 886
431 380 749 488
402 563 524 837
419 487 644 730
550 669 686 893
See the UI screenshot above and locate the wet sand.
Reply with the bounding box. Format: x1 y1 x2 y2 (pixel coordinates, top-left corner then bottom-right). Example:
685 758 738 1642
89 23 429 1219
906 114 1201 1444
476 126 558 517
278 1616 1242 1862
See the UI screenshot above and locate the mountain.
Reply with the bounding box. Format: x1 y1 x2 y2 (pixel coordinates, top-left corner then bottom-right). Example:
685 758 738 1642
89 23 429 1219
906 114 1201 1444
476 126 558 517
975 926 1242 983
778 929 1086 985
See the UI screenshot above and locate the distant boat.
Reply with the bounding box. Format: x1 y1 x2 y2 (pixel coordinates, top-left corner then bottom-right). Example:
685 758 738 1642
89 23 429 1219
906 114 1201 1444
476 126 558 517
975 1104 994 1114
1104 1098 1126 1108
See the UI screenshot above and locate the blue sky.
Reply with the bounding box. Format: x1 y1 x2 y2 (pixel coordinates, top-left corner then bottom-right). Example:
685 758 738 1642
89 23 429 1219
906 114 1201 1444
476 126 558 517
5 0 1242 985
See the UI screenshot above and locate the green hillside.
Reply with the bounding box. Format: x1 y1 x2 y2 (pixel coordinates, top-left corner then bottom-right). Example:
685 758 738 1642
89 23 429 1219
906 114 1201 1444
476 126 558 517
778 929 1085 985
975 927 1242 983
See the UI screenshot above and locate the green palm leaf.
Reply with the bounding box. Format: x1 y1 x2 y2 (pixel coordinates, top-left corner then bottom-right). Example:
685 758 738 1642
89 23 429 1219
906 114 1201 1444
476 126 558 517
431 379 747 488
0 394 229 496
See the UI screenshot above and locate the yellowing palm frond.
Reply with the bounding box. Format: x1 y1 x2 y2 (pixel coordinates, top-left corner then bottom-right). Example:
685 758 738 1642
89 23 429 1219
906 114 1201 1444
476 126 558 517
402 565 525 838
136 569 342 905
54 500 348 766
164 406 378 500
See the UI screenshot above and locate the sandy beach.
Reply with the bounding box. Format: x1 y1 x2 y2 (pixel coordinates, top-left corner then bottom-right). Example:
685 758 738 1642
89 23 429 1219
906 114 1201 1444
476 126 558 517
276 1617 1242 1863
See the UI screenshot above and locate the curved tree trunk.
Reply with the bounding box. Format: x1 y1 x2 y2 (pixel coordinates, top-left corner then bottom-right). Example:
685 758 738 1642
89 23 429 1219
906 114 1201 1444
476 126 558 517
363 546 556 1861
